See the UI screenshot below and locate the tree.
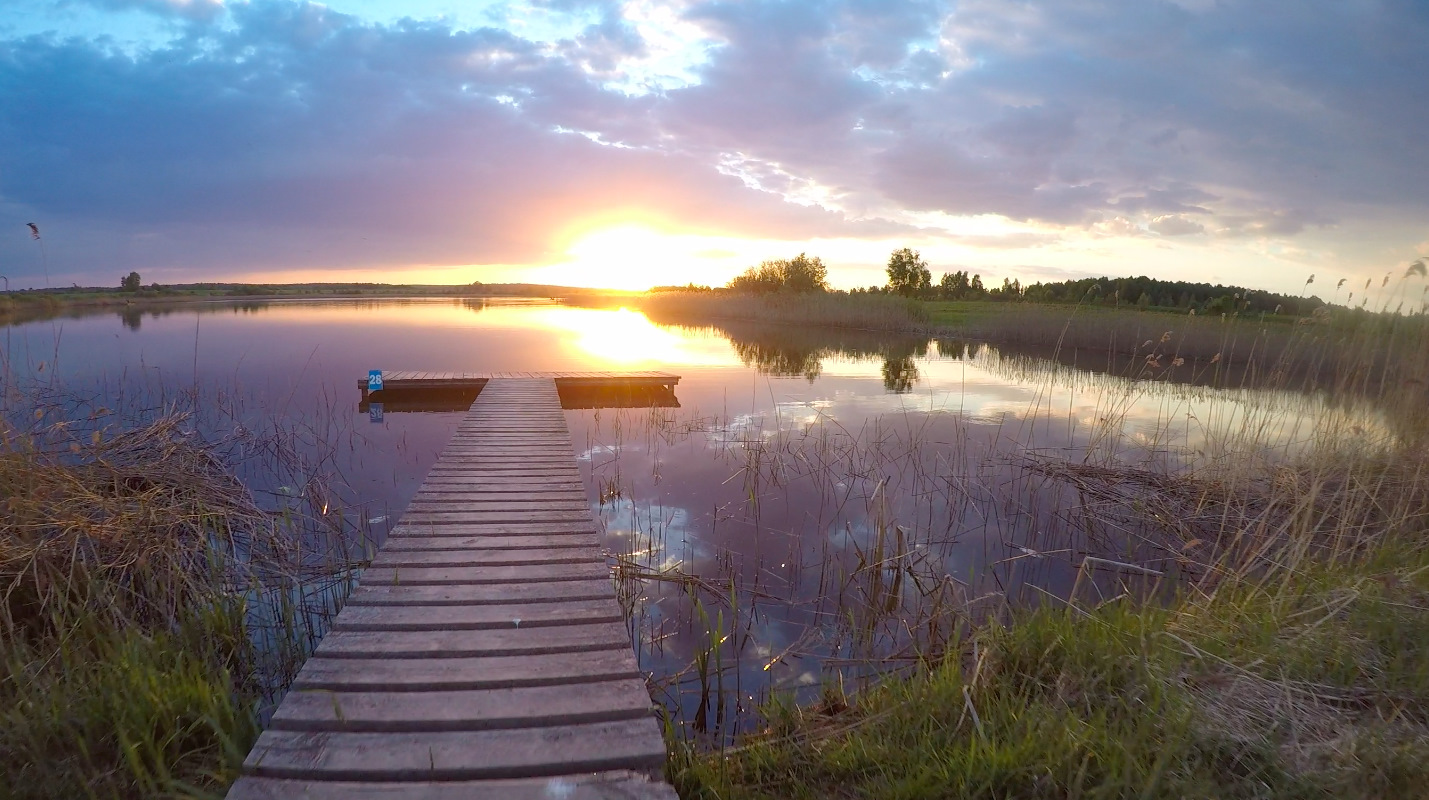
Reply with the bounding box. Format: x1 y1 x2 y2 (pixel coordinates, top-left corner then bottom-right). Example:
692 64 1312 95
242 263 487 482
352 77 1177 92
779 253 828 292
886 248 932 296
938 270 971 300
997 277 1022 301
728 254 829 293
728 262 783 293
120 271 141 292
970 274 985 295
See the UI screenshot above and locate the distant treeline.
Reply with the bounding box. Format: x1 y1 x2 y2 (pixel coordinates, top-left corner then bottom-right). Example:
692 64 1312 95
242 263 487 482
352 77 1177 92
699 247 1332 317
2 281 632 300
1011 275 1326 316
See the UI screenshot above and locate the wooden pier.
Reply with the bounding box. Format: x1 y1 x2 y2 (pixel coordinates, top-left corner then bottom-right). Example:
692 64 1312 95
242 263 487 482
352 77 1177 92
358 370 679 399
227 377 677 799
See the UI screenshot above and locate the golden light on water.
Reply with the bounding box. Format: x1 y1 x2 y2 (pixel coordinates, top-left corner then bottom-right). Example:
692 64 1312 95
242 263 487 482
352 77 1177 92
204 298 737 369
526 306 733 366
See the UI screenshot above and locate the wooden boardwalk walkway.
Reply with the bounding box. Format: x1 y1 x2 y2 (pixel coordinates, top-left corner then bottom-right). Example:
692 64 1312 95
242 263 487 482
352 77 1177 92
228 378 675 799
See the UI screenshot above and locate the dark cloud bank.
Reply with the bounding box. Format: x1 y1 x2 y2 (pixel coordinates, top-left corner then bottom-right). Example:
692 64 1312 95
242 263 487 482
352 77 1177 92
0 0 1426 284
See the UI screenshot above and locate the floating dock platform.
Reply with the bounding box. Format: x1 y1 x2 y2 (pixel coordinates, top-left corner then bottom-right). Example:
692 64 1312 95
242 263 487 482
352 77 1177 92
359 371 681 412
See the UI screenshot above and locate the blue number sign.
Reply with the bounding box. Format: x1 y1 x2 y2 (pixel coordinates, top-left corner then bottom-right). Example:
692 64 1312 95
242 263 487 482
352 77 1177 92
369 403 384 423
368 369 384 392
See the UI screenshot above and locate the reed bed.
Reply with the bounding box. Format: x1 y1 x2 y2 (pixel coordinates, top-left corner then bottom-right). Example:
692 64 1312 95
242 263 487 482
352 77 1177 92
955 303 1429 399
572 308 1429 797
0 386 365 799
635 290 930 333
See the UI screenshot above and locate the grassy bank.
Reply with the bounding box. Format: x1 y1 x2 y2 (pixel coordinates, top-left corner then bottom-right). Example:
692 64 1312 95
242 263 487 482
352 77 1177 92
635 289 1429 797
0 401 356 798
667 432 1429 798
672 543 1429 799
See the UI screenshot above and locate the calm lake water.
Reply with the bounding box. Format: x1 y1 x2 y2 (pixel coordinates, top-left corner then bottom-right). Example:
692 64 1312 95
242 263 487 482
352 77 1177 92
0 297 1391 737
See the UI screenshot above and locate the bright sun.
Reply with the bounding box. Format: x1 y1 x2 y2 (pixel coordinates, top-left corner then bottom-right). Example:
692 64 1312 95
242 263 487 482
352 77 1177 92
535 223 755 290
566 225 673 288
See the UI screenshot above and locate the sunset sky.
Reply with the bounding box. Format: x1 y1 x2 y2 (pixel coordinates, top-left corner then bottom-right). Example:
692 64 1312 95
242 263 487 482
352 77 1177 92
1 0 1426 295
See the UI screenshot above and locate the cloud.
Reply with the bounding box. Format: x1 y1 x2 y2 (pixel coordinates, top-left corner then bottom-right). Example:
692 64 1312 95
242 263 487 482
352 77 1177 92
1149 214 1205 236
0 2 899 281
1 0 1427 285
76 0 225 22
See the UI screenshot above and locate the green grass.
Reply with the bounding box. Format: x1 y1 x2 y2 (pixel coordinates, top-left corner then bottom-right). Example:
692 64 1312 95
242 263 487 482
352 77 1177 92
1 603 258 799
921 300 997 328
0 406 352 798
671 543 1429 799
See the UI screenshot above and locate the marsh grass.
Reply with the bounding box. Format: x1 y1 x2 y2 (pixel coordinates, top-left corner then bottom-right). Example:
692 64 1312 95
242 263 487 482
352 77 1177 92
0 385 365 798
636 290 930 333
579 300 1429 797
953 303 1429 402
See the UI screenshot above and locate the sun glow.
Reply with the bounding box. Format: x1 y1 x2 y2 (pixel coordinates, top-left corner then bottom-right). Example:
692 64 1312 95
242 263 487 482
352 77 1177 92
534 224 759 290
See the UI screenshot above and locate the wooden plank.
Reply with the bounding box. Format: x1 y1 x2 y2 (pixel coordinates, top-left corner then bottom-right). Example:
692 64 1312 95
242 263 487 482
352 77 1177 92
384 522 598 536
270 679 654 732
425 466 583 475
227 771 677 800
331 599 623 631
415 476 583 485
435 455 577 462
442 441 573 447
367 550 598 569
422 463 575 472
243 717 666 780
379 534 598 551
422 471 583 479
410 482 585 491
396 511 596 525
448 434 572 440
404 499 590 510
359 561 608 585
437 454 574 460
407 488 587 498
347 580 614 607
313 622 633 659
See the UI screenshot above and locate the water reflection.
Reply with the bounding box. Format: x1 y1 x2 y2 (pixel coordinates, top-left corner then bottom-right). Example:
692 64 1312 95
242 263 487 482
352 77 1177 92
0 297 1401 743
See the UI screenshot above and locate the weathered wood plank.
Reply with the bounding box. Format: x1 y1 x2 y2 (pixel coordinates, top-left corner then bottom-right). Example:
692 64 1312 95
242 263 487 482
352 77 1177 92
347 580 614 607
270 679 654 732
405 499 590 511
313 622 633 659
367 550 598 569
404 495 589 505
359 561 608 585
331 599 621 632
398 511 594 525
378 534 598 551
226 770 677 799
384 522 598 536
414 476 583 486
292 650 640 692
429 461 580 469
243 718 666 780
